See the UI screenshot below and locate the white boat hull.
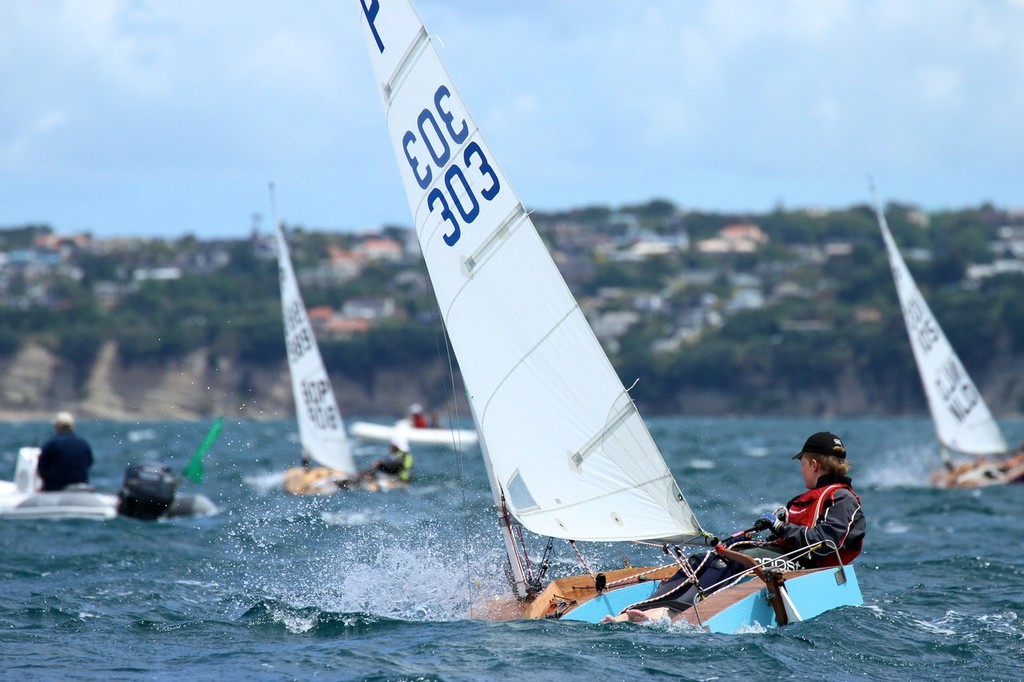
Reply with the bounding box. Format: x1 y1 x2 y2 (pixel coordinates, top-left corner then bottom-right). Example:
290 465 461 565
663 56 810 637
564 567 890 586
349 421 478 447
1 447 217 521
0 488 119 520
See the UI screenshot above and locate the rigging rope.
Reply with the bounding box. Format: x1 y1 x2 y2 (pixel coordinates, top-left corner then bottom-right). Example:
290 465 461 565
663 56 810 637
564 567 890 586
568 540 595 577
420 258 476 616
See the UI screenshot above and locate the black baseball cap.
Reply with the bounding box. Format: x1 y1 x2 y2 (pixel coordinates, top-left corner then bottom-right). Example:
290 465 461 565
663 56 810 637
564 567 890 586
794 431 846 460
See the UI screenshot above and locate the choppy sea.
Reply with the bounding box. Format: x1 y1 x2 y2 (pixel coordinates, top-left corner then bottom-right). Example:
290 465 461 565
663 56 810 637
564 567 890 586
2 416 1022 681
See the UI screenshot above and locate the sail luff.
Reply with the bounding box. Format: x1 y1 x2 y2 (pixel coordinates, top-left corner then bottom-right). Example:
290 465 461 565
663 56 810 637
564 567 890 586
872 190 1007 457
360 0 704 545
274 216 356 475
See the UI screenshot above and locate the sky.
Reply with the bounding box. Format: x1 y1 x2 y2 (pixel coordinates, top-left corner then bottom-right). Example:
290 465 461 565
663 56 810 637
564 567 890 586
2 0 1023 239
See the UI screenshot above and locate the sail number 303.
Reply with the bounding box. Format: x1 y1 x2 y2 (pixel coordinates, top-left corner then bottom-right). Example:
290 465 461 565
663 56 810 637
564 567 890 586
404 85 500 246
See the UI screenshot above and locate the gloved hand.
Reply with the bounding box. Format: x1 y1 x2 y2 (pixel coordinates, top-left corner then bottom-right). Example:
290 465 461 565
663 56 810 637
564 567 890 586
753 512 782 534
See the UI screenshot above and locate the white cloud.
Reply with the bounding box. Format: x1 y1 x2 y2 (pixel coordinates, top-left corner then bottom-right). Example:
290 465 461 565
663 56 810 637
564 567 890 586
0 0 1022 236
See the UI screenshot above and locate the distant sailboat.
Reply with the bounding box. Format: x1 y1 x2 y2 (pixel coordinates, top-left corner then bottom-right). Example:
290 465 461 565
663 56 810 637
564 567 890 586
360 0 862 631
872 190 1024 488
272 204 404 493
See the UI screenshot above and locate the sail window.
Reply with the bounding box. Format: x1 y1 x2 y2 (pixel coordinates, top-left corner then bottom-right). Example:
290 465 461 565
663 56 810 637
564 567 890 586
507 469 539 513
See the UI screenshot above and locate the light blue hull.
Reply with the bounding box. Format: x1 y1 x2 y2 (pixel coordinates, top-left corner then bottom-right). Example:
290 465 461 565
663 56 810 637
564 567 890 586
562 565 862 633
560 581 661 623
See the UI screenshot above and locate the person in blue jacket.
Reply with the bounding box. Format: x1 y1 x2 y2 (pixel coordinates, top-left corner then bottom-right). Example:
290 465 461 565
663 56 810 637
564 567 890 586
37 411 94 491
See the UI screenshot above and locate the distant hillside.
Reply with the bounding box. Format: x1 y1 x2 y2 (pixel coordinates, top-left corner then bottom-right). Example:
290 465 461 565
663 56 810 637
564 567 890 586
0 340 470 423
3 336 1022 423
3 200 1024 420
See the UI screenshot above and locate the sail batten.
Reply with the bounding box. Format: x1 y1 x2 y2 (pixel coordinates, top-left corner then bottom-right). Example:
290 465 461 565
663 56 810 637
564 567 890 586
382 26 428 103
571 397 638 471
361 0 704 544
873 192 1007 457
463 204 528 277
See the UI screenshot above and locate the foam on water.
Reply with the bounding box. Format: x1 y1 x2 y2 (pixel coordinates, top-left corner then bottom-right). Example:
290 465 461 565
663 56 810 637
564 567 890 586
127 429 156 443
881 520 911 534
244 471 286 494
320 509 372 526
860 441 936 488
4 417 1023 681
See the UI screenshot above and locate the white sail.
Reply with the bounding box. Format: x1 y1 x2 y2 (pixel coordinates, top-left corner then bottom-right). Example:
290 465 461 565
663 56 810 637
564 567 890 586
360 0 703 544
275 218 357 476
873 194 1007 456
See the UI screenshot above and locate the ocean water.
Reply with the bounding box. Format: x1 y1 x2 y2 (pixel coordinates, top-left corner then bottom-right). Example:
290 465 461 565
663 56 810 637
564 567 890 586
2 416 1022 681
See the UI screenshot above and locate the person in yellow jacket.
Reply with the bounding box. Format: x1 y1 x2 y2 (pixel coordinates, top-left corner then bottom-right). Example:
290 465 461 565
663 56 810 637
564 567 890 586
364 434 414 482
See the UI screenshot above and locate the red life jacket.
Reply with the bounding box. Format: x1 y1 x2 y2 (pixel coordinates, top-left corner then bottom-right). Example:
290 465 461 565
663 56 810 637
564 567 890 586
786 483 862 566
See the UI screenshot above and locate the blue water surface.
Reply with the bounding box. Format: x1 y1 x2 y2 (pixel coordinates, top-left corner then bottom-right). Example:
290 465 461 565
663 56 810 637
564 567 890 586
1 416 1022 681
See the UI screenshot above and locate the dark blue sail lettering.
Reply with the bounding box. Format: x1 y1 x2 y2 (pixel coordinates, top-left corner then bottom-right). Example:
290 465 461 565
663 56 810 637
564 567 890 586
465 141 499 200
403 130 432 189
948 383 979 422
935 360 961 400
404 84 504 247
418 108 451 168
435 86 468 144
361 0 384 53
916 318 938 353
429 187 461 246
445 165 479 223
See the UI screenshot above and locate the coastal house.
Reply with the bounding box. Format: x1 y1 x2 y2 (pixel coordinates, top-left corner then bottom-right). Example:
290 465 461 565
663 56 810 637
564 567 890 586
322 317 372 338
132 266 182 281
306 303 380 339
341 296 397 321
696 223 768 253
354 236 404 262
966 260 1024 280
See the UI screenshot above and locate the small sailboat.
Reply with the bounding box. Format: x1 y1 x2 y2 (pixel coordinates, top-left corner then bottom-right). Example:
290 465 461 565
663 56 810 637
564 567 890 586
272 208 405 494
359 0 861 631
872 191 1024 488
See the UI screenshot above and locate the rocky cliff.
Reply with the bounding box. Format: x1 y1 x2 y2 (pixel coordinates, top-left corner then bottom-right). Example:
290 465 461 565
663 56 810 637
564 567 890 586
0 341 469 422
1 340 1018 422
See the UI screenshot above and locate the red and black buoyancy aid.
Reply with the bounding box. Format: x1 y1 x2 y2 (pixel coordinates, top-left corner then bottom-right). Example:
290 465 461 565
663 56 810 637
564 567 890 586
785 483 863 566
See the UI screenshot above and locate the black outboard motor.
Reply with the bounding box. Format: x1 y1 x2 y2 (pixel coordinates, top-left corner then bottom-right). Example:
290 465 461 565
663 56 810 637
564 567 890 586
117 462 179 521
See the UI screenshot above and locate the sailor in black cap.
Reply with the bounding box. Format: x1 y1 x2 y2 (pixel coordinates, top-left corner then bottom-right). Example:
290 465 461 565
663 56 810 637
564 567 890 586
753 431 866 567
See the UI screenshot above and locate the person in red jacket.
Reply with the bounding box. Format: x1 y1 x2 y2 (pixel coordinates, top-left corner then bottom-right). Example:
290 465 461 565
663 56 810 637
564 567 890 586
753 430 866 567
603 431 865 623
408 403 428 429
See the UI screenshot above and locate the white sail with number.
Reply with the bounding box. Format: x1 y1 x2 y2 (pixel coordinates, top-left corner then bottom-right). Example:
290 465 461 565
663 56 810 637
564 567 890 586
360 0 703 545
873 195 1007 457
275 219 357 476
